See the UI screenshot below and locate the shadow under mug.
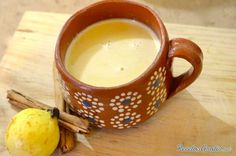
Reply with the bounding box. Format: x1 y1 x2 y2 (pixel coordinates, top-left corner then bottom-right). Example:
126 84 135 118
55 0 203 129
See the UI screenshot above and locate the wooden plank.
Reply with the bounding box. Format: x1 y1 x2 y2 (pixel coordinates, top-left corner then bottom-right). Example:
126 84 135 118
0 11 236 156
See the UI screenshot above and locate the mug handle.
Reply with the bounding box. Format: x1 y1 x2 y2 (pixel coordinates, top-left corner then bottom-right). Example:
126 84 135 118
167 38 203 97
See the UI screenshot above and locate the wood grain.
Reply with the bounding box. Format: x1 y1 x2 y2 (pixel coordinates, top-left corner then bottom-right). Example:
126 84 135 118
0 11 236 156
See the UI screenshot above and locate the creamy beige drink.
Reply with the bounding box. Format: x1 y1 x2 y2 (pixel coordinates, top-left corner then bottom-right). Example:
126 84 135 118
65 19 160 87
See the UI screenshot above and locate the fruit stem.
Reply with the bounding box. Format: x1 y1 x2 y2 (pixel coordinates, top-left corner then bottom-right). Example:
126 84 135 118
48 107 60 118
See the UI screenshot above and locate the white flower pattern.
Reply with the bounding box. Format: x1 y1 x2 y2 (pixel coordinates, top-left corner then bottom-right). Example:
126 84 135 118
110 112 142 129
109 92 142 113
146 88 167 116
146 67 166 95
77 109 106 128
74 92 104 114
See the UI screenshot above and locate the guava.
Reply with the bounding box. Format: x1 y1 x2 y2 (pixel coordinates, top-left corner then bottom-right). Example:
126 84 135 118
5 108 60 156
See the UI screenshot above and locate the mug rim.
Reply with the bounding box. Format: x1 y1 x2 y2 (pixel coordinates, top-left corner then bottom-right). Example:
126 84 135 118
55 0 168 91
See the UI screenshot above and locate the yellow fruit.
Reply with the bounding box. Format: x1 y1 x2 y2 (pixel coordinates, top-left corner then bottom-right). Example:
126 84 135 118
5 108 60 156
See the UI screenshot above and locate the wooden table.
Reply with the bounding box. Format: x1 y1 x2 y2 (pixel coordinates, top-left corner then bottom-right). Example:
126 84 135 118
0 11 236 156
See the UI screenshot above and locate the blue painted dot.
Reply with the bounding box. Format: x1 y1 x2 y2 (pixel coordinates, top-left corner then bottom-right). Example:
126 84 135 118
87 117 95 123
153 79 160 87
123 118 132 124
82 100 91 107
154 100 161 108
121 99 131 105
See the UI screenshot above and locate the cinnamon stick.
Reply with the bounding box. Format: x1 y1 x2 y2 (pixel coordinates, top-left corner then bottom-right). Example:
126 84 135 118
59 127 76 153
7 89 89 133
58 119 87 134
54 88 76 153
60 105 76 153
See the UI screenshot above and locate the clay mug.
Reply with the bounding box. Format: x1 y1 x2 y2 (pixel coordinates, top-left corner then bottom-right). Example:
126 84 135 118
55 0 203 129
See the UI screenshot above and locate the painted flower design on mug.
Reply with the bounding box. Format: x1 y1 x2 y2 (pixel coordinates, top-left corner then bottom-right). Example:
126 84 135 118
109 92 142 113
146 67 166 95
146 88 167 116
60 80 71 104
77 109 106 128
74 92 105 114
110 112 142 129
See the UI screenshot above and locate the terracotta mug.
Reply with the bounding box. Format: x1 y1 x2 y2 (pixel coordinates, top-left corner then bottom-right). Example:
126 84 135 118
55 0 203 129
